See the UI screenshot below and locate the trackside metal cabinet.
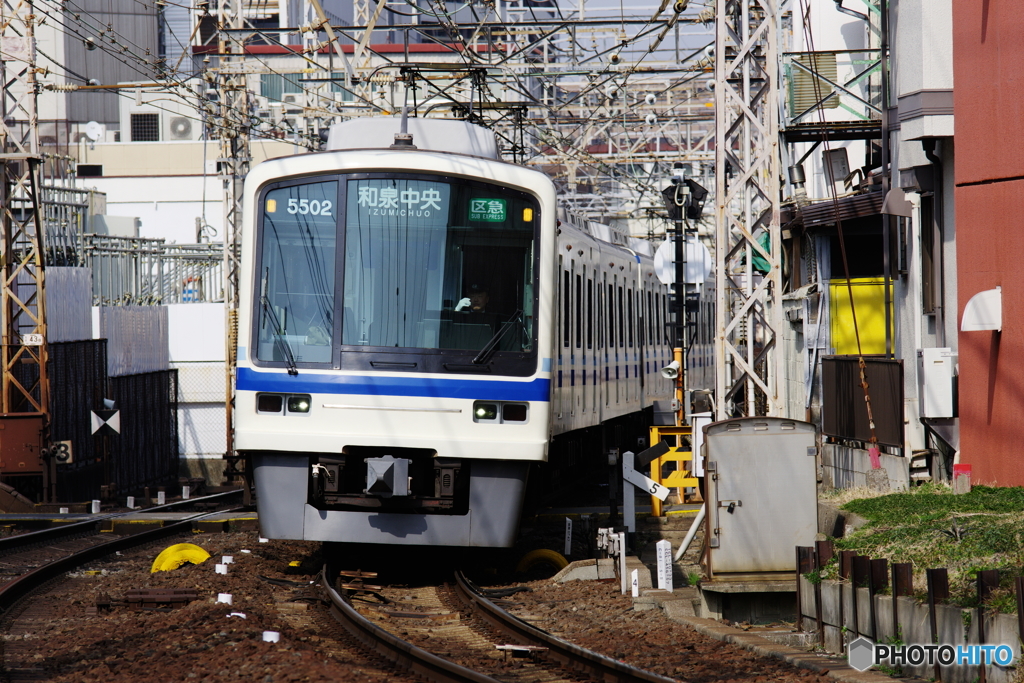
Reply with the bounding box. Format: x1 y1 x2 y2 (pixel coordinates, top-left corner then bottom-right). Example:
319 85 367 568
704 417 818 576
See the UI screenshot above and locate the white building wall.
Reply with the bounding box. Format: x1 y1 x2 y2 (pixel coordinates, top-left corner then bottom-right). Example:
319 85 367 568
167 303 227 473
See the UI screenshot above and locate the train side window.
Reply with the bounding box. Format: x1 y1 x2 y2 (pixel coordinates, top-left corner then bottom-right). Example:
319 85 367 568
607 283 615 349
562 269 570 348
586 278 593 349
575 272 582 349
617 286 624 348
647 291 653 344
622 288 630 348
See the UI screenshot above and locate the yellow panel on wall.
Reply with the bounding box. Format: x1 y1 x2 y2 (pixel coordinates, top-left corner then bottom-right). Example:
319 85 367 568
828 278 894 355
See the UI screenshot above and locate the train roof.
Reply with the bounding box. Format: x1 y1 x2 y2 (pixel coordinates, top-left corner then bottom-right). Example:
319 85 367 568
325 117 499 159
557 207 655 257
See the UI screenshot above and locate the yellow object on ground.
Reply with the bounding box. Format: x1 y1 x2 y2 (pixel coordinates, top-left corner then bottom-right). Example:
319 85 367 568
289 560 302 567
516 548 568 574
150 543 212 573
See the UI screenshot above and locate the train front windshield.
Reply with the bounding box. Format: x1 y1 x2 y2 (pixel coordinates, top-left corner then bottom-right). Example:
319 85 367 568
254 173 539 375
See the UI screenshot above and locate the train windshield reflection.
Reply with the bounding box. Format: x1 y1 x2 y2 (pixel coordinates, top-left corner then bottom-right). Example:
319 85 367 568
341 175 537 352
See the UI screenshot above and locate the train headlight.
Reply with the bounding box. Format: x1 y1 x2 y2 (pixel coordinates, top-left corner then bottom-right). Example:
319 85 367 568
473 401 528 423
473 403 499 421
287 395 311 414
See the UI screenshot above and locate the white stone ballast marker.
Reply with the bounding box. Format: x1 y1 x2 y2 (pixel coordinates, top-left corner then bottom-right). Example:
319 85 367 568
222 555 233 564
126 496 135 509
217 593 233 605
259 537 269 543
262 631 280 643
157 491 166 505
59 507 69 514
91 500 100 514
215 563 228 575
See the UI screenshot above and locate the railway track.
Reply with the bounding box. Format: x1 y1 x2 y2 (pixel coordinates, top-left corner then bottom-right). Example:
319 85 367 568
0 490 244 599
0 524 821 683
326 571 678 683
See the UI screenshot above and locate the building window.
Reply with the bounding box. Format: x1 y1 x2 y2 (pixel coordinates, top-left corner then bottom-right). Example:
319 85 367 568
130 113 160 142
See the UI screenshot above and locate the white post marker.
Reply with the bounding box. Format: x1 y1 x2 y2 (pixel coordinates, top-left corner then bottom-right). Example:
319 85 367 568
622 450 670 535
157 491 166 505
215 563 228 575
217 593 233 605
59 507 69 514
631 569 640 597
262 631 280 643
656 539 673 592
564 517 572 558
622 451 636 534
222 555 234 564
126 496 135 509
182 485 190 500
617 532 628 595
91 500 100 514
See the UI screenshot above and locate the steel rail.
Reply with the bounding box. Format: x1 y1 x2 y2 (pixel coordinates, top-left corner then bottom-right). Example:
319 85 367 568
0 506 244 615
452 571 678 683
0 489 244 554
319 572 502 683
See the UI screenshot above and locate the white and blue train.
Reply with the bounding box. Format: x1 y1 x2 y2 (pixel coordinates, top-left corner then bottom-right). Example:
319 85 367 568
235 117 676 548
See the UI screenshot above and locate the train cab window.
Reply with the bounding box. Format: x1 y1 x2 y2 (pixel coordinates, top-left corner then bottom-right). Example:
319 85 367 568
340 175 538 363
254 173 540 377
255 180 338 366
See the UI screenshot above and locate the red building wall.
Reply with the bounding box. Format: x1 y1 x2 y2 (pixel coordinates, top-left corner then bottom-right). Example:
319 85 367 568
953 0 1024 485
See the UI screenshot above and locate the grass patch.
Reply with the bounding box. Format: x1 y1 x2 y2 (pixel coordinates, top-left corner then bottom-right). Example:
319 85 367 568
824 484 1024 612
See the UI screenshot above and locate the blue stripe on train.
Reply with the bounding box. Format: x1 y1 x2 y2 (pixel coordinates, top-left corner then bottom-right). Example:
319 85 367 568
237 367 551 402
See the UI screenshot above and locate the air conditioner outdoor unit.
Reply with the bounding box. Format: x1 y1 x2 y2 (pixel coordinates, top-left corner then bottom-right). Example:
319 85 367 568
166 115 195 140
918 347 956 418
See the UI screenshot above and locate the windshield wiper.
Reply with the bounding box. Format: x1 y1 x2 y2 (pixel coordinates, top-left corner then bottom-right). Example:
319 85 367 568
472 309 523 365
261 270 299 375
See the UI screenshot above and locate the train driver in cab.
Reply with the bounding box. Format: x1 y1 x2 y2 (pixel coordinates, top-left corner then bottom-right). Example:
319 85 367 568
455 284 489 313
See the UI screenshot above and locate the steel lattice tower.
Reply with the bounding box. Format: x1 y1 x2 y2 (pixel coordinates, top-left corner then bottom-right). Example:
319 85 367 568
713 0 783 417
0 0 49 420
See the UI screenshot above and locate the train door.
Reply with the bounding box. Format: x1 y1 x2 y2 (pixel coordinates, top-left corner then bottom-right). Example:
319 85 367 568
600 272 609 412
557 256 566 423
607 277 615 409
571 259 580 421
586 273 595 418
622 284 630 405
616 279 624 406
577 265 586 417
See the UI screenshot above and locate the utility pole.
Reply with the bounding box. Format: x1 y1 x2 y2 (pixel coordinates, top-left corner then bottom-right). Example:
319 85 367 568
217 0 251 493
0 0 52 499
713 0 783 418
